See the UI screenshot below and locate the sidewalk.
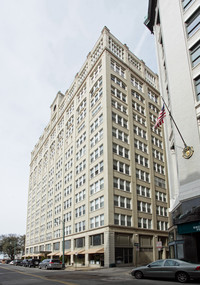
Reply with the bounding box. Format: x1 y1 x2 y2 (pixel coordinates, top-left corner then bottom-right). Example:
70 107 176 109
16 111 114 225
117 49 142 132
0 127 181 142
64 265 104 271
63 265 133 273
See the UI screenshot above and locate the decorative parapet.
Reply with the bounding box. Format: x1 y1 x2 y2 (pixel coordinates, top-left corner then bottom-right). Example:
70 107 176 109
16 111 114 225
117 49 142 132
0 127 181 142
30 26 159 162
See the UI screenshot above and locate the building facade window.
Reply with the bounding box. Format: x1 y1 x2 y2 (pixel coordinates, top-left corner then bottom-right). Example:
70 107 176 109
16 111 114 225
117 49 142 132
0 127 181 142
75 237 85 248
90 113 103 133
90 129 103 148
132 101 145 116
112 98 127 114
136 169 150 182
90 144 103 162
114 195 131 209
112 127 129 143
90 196 104 212
76 145 86 161
134 125 147 139
138 217 152 229
156 206 168 216
157 221 168 231
155 176 166 189
75 189 86 203
111 86 127 103
64 198 72 209
90 178 104 195
90 161 104 178
132 89 144 103
131 75 143 91
134 139 148 153
111 58 125 78
190 41 200 67
182 0 195 11
90 233 104 246
156 191 167 202
114 214 132 226
113 143 129 159
113 177 131 192
64 225 71 235
75 205 86 218
186 8 200 38
194 75 200 101
90 214 104 228
135 153 149 167
154 162 165 175
75 220 85 233
113 159 130 175
112 112 128 128
137 201 151 213
64 240 71 250
111 74 127 90
137 184 151 197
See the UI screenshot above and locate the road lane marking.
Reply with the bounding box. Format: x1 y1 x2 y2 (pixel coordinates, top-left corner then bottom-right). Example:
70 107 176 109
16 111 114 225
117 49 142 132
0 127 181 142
0 266 77 285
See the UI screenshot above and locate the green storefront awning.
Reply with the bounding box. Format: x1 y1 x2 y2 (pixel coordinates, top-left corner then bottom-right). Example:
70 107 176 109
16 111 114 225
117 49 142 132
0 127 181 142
178 221 200 234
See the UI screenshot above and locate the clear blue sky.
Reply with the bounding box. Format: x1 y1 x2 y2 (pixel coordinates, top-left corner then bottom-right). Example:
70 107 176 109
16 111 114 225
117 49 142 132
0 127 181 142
0 0 157 235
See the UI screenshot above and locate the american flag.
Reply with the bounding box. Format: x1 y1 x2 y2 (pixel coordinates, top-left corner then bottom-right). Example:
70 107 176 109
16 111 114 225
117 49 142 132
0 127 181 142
154 104 166 129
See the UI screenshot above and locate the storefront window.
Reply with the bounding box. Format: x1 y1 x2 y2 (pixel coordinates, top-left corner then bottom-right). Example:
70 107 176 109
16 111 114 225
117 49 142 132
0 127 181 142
115 248 133 264
65 240 71 250
75 237 85 248
169 231 174 242
169 245 175 258
177 243 184 259
53 242 60 251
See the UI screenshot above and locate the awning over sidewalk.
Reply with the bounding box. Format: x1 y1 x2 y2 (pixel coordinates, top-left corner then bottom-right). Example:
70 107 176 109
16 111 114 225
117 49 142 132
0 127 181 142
96 248 104 254
47 252 60 256
35 253 45 257
65 250 85 255
64 248 104 255
82 248 104 254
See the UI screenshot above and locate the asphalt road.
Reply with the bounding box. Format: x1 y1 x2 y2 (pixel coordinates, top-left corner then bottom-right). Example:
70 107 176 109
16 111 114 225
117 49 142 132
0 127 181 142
1 264 200 285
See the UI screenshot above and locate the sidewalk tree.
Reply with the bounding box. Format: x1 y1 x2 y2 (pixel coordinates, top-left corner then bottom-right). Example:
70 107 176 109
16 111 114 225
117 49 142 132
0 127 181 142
0 234 25 259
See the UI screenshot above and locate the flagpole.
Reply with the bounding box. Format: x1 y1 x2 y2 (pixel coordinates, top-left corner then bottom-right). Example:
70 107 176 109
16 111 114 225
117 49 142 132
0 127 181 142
160 97 187 148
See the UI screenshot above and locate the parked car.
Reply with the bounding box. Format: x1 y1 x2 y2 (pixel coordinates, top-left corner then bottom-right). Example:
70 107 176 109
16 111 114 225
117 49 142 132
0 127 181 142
21 259 29 267
131 259 200 283
13 259 23 266
38 259 62 270
28 259 40 268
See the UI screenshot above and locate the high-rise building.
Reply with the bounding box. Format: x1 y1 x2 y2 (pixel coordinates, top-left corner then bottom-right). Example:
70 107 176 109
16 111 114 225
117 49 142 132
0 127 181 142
145 0 200 262
25 27 169 267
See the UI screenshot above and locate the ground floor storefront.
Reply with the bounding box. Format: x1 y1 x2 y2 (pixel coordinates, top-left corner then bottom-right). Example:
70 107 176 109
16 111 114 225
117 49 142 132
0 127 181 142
169 223 200 263
169 198 200 263
25 226 169 267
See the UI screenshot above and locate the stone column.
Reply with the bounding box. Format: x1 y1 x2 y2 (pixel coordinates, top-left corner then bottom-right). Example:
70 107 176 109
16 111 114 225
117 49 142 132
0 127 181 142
104 230 115 267
153 235 158 261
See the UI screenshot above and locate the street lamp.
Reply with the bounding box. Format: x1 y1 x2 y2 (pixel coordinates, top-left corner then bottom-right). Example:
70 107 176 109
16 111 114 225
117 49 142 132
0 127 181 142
60 218 65 269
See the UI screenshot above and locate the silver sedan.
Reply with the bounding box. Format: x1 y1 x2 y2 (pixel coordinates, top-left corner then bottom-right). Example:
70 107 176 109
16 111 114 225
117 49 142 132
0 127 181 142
131 259 200 283
38 259 62 270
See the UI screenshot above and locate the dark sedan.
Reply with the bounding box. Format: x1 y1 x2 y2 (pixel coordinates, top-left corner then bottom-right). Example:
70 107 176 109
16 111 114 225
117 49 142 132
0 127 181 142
21 259 29 267
131 259 200 283
28 258 40 267
13 259 23 266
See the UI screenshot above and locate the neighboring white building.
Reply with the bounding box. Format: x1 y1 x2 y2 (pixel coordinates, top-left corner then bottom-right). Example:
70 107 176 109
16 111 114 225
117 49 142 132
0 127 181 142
25 27 170 267
145 0 200 262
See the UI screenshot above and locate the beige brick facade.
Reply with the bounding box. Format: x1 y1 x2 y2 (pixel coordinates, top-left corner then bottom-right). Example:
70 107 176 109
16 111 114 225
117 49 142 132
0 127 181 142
25 27 169 267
